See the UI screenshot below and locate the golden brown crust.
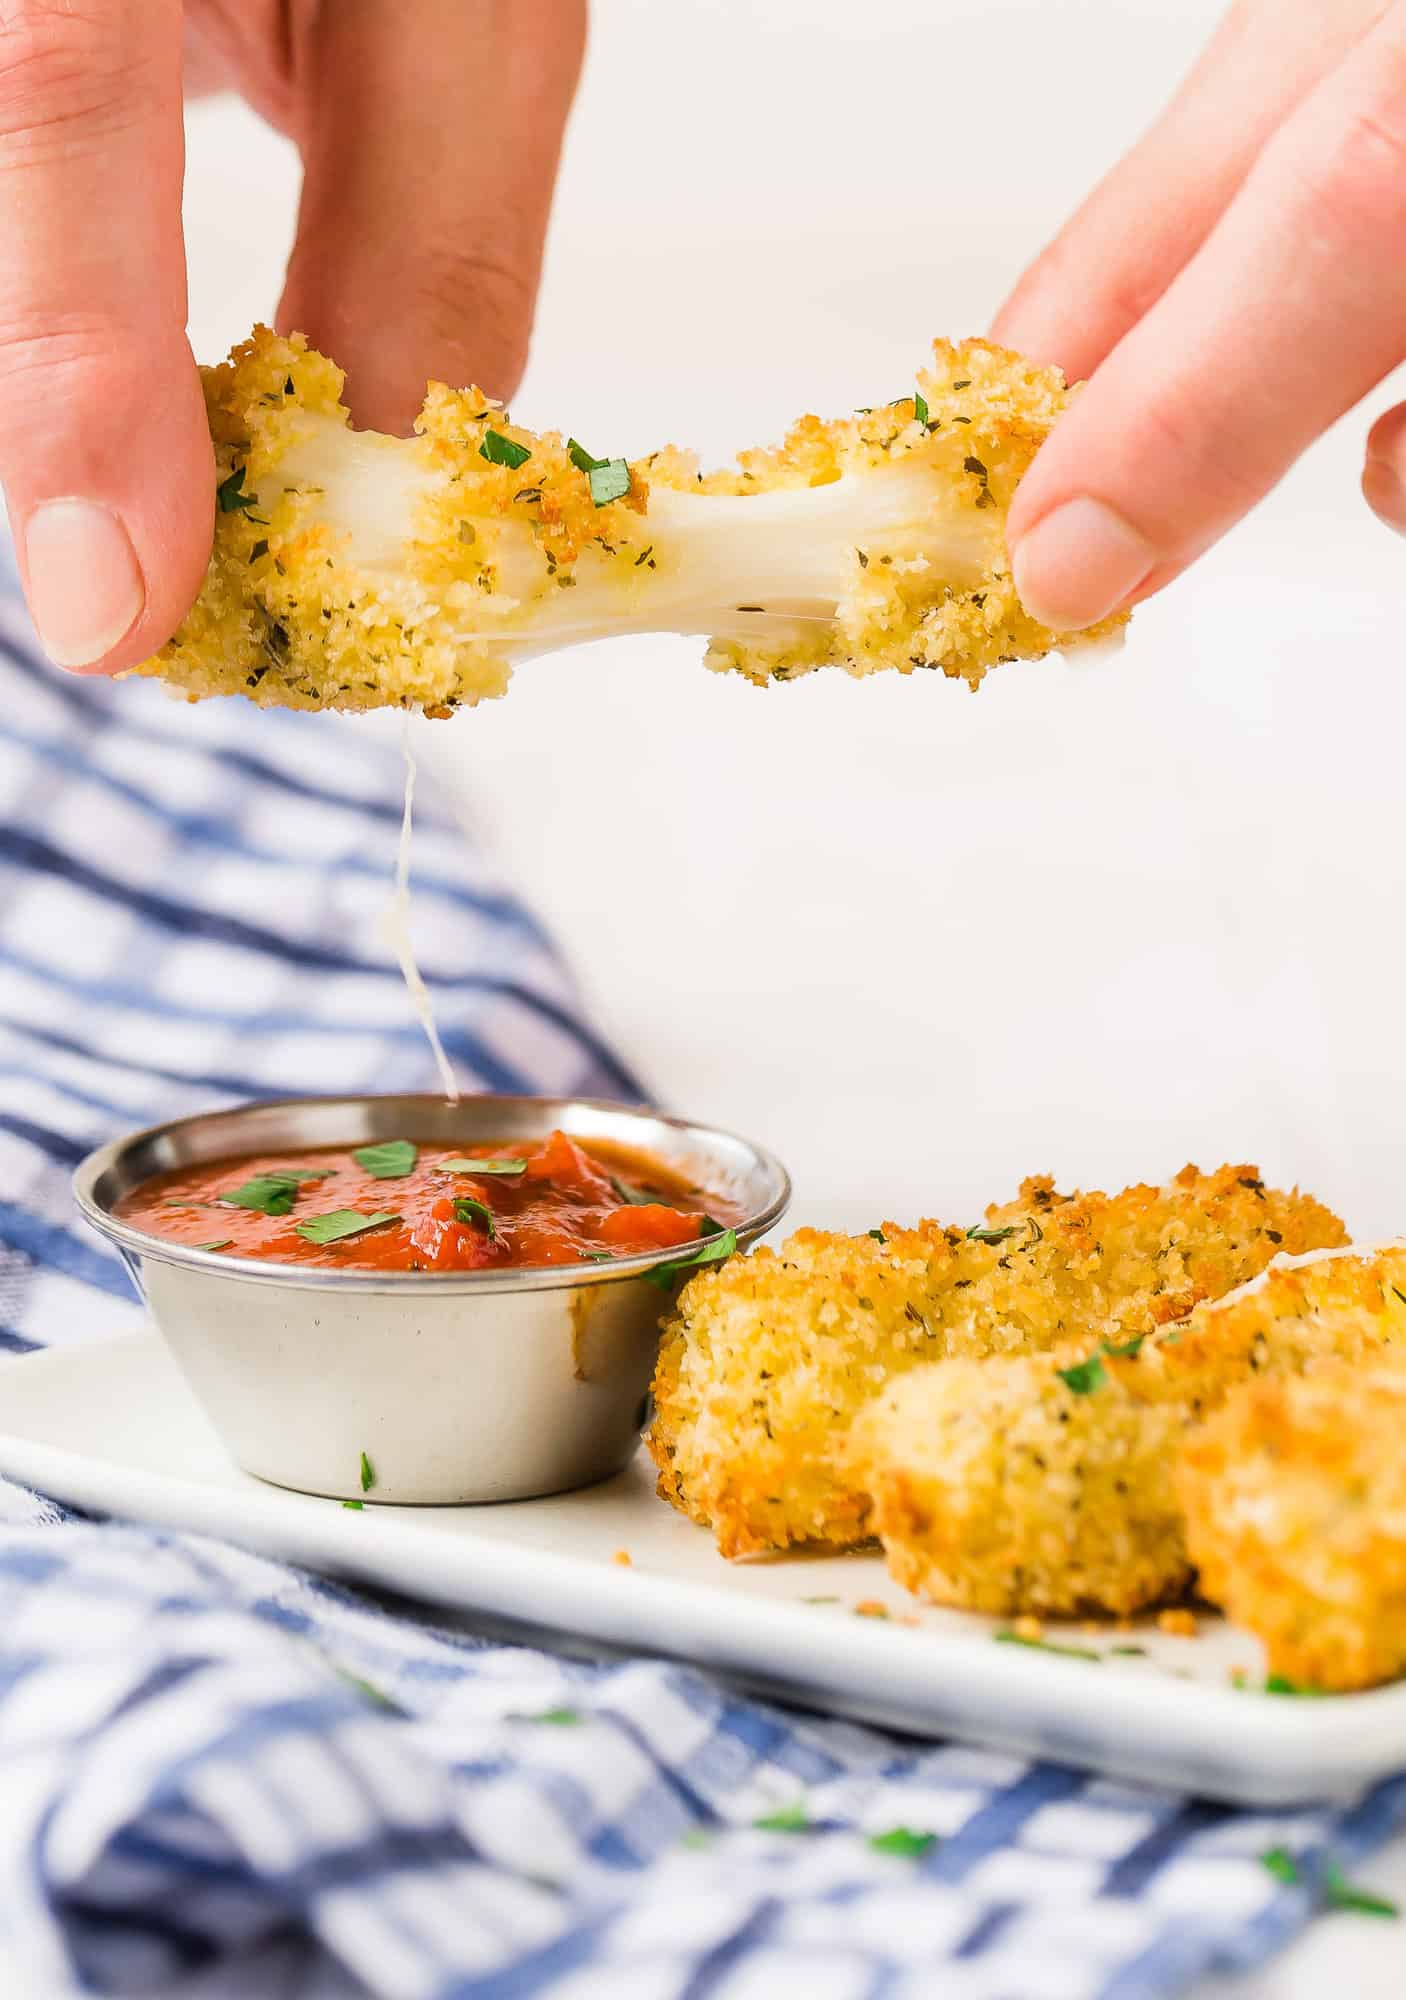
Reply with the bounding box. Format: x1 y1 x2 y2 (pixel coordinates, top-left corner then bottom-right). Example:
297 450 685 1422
1179 1354 1406 1691
647 1165 1346 1559
849 1355 1192 1616
855 1241 1406 1624
134 326 1124 714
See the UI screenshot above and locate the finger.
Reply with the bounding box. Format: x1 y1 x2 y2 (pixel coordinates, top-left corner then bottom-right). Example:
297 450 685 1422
280 0 586 431
0 0 211 673
1362 398 1406 529
991 0 1390 383
1006 3 1406 631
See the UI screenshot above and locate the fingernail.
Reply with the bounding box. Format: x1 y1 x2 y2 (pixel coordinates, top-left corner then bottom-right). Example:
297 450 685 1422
1363 456 1406 534
1011 496 1156 632
23 498 144 668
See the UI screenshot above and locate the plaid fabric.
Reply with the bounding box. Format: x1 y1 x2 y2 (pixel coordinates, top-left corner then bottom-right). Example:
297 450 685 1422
0 598 639 1353
1 614 1404 1999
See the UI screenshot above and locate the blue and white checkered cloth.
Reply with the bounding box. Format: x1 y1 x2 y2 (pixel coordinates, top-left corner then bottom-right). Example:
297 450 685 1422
1 604 1405 2000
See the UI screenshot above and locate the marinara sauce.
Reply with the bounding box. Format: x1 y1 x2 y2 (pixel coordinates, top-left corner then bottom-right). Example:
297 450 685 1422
116 1130 736 1273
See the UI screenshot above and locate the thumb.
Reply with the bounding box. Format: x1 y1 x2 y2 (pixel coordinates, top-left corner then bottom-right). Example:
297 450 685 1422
280 0 586 431
0 1 212 673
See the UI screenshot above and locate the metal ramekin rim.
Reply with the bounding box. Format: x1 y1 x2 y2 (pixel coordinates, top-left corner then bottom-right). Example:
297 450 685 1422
72 1091 792 1295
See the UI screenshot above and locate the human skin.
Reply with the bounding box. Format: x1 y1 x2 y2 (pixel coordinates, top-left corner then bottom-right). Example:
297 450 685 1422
0 0 585 674
992 0 1406 630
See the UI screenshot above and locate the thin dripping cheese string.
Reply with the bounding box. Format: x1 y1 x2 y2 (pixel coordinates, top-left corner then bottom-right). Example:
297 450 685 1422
382 714 460 1104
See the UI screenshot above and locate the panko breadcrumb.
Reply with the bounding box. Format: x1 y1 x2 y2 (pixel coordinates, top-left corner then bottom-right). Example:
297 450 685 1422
647 1165 1345 1558
847 1353 1192 1615
1179 1358 1406 1691
135 326 1124 714
854 1242 1406 1620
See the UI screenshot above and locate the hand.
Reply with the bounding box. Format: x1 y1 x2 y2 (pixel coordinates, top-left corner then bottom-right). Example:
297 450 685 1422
990 0 1406 629
0 0 584 673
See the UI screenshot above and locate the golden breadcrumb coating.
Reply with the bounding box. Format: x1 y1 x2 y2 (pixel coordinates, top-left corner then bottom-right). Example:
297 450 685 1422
134 326 1124 714
1179 1356 1406 1691
848 1355 1191 1616
854 1242 1406 1620
647 1165 1345 1559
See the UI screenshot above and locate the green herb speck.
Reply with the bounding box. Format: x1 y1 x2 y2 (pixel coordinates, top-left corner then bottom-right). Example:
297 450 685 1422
453 1196 496 1239
645 1227 738 1292
1056 1356 1107 1396
352 1140 418 1179
295 1209 399 1246
994 1630 1101 1662
869 1827 937 1859
480 429 532 471
588 459 631 507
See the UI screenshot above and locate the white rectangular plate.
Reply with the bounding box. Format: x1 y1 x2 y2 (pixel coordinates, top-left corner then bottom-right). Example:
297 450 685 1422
3 1330 1405 1807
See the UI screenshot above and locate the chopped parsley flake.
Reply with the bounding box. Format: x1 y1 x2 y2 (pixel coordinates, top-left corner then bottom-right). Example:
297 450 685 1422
193 1238 234 1253
1261 1851 1399 1918
966 1223 1019 1245
994 1630 1101 1662
565 437 632 506
341 1499 363 1511
869 1827 938 1859
528 1707 581 1726
218 1168 329 1216
453 1196 496 1238
360 1450 376 1493
1325 1866 1400 1918
912 390 929 425
1264 1672 1324 1696
1056 1356 1107 1396
295 1209 399 1245
868 1228 887 1243
645 1227 738 1291
588 459 631 507
216 465 263 517
479 429 532 471
752 1804 810 1833
440 1157 527 1176
335 1668 397 1709
352 1136 418 1176
352 1140 418 1179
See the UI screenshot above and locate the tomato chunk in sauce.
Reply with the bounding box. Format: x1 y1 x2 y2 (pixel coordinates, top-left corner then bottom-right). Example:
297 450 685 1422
116 1130 737 1273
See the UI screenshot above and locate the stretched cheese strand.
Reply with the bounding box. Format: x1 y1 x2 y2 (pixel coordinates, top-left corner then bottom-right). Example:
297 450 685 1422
382 717 460 1104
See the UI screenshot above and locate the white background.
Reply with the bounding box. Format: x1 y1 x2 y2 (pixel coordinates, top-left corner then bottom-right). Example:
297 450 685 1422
181 4 1406 1990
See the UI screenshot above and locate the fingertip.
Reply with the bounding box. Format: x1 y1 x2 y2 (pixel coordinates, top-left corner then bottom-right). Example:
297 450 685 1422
1363 402 1406 535
10 339 214 675
1010 496 1158 633
278 249 533 432
1363 456 1406 537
